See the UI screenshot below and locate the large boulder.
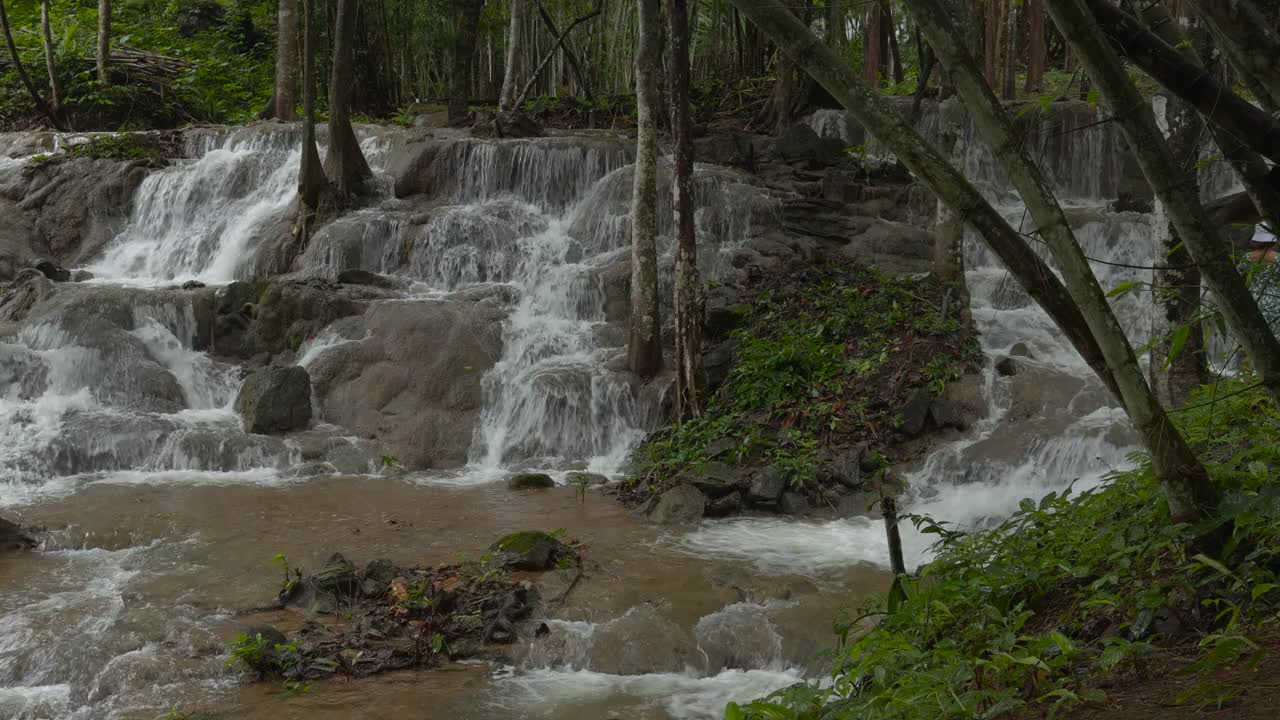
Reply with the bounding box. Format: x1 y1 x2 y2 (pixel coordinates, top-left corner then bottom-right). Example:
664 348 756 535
0 517 35 551
235 365 312 434
748 466 786 505
645 484 706 526
489 531 568 571
776 123 846 168
0 200 41 281
508 472 555 490
307 298 503 469
240 280 374 362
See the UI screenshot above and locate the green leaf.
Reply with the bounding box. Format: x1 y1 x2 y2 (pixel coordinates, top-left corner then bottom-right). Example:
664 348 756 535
1107 281 1141 298
1252 583 1277 601
1086 90 1100 108
1164 324 1191 368
725 702 745 720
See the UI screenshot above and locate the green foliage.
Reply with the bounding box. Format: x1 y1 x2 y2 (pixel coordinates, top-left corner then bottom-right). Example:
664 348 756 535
733 379 1280 719
272 553 301 596
66 133 166 162
225 632 272 673
625 265 980 498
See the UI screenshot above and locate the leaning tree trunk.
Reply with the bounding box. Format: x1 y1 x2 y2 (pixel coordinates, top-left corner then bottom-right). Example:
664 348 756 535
97 0 110 83
668 0 703 417
723 0 1126 416
324 0 373 201
532 0 597 104
627 0 663 379
1187 0 1280 112
40 0 62 115
449 0 484 125
0 0 63 129
1045 0 1280 411
273 0 300 120
512 0 604 109
908 0 1220 526
498 0 525 111
297 0 331 244
932 98 970 315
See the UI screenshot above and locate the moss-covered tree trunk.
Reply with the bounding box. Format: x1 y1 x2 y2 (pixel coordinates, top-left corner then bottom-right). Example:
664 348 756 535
324 0 373 200
40 0 61 116
668 0 703 417
932 98 968 315
1188 0 1280 112
907 0 1220 525
97 0 110 84
449 0 484 126
273 0 300 121
1046 0 1280 413
628 0 663 379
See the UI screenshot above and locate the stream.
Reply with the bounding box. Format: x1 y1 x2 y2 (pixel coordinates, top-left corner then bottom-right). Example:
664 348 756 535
0 110 1178 719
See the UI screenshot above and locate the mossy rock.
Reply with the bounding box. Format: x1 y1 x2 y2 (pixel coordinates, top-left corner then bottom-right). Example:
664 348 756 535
507 472 555 490
488 530 567 571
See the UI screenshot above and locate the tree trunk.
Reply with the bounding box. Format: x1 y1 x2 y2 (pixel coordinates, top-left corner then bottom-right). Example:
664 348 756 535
933 98 969 312
532 0 597 104
97 0 110 84
983 0 1002 86
0 0 63 130
1001 0 1016 99
40 0 62 115
499 0 525 111
882 0 903 84
1025 0 1045 93
724 0 1125 417
668 0 703 417
1187 0 1280 111
512 0 604 109
908 0 1220 526
449 0 484 126
324 0 373 200
628 0 663 379
297 0 331 244
1045 0 1280 412
865 1 884 87
272 0 300 121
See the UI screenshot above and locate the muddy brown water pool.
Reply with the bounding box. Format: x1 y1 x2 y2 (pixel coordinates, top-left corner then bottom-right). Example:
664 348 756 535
0 475 889 719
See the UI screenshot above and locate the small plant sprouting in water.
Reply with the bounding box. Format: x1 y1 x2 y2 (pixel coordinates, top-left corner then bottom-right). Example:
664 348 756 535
272 553 301 596
225 633 271 672
277 679 314 699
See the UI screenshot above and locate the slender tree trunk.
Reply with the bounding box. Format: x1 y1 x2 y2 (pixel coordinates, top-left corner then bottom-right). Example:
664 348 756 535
1001 0 1016 99
983 0 1002 86
1046 0 1280 411
97 0 111 83
724 0 1125 414
933 98 969 311
909 0 1220 525
533 0 597 104
865 1 884 87
325 0 373 200
499 0 525 111
669 0 703 417
1025 0 1045 93
882 0 903 84
298 0 330 244
628 0 663 379
513 0 604 109
1187 0 1280 111
450 0 484 125
40 0 62 115
0 0 63 130
273 0 300 120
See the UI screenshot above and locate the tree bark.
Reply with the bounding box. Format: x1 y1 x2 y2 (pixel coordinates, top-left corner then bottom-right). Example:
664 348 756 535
0 0 63 130
532 0 597 103
1025 0 1045 93
512 0 603 109
865 1 884 87
628 0 663 379
668 0 703 417
1046 0 1280 412
324 0 373 200
908 0 1219 525
1187 0 1280 111
97 0 110 84
932 99 968 311
882 0 904 85
983 0 1002 86
499 0 525 111
273 0 300 120
724 0 1125 416
40 0 61 115
449 0 484 126
1083 0 1280 168
1001 0 1016 99
298 0 331 244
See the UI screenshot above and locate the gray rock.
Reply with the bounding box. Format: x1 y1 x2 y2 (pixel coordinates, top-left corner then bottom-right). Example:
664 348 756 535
235 365 312 434
588 604 698 675
0 517 35 551
778 492 810 516
336 269 399 289
748 466 786 505
929 398 965 431
833 446 863 489
566 471 609 487
312 552 358 595
360 558 396 598
534 566 582 604
489 531 567 571
33 258 70 282
645 484 707 527
704 437 738 460
71 269 94 282
508 472 555 490
705 491 743 517
899 388 933 436
282 553 357 614
680 461 739 499
995 355 1019 376
1009 342 1034 359
776 123 845 167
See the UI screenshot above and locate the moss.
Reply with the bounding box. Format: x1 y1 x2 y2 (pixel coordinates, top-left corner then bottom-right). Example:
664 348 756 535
507 472 555 490
492 530 552 555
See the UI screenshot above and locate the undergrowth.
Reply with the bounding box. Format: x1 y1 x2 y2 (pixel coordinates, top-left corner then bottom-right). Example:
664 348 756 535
623 264 980 498
731 379 1280 719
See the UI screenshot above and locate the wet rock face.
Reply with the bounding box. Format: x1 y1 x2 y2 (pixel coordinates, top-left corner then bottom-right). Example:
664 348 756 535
237 280 374 363
645 484 707 527
586 604 699 675
507 472 555 490
235 365 312 434
307 297 503 470
488 531 569 571
0 517 35 552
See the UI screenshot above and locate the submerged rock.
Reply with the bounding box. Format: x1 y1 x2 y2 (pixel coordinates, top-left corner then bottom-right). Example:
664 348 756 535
995 355 1020 376
645 484 707 526
489 531 567 571
235 365 312 434
0 517 35 551
507 472 555 490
